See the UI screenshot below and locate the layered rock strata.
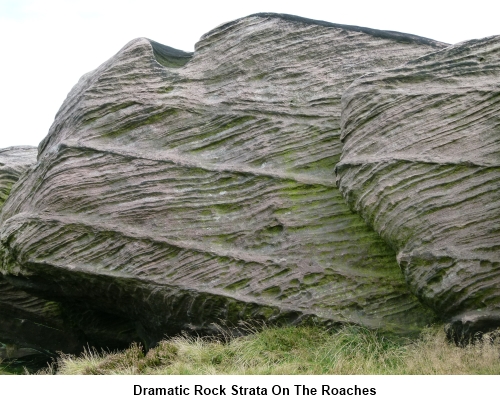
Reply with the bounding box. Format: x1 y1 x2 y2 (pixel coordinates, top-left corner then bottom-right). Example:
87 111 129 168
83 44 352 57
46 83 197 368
0 146 37 208
338 36 500 337
0 147 141 359
0 146 61 359
0 14 447 348
0 147 76 358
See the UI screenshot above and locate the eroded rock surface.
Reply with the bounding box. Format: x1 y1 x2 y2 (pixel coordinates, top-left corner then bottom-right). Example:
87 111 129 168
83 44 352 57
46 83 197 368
338 36 500 337
0 146 37 208
0 146 141 359
0 146 76 358
0 14 447 348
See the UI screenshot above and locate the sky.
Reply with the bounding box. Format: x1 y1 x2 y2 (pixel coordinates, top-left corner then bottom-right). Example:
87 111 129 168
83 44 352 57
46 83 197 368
1 0 498 149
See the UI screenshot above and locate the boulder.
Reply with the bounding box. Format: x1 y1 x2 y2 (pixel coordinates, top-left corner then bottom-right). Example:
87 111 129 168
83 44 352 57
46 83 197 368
0 14 447 350
338 35 500 338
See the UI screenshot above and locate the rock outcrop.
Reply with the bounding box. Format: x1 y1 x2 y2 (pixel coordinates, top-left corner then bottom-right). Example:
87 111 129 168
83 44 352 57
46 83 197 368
338 36 500 337
0 14 448 352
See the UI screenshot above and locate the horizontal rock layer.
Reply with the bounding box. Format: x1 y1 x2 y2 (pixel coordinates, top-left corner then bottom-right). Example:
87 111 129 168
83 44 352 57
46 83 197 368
0 14 447 348
338 36 500 336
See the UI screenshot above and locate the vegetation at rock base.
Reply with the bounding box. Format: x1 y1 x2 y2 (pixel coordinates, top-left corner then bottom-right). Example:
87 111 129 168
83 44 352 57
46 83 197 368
26 324 500 375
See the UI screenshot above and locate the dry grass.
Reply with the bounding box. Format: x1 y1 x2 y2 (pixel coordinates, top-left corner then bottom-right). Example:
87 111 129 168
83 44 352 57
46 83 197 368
37 324 500 375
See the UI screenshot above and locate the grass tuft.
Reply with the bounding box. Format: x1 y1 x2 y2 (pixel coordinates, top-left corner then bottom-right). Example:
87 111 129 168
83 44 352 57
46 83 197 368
36 324 500 375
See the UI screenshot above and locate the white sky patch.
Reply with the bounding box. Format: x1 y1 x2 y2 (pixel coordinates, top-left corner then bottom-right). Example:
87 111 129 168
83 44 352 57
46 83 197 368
1 0 498 148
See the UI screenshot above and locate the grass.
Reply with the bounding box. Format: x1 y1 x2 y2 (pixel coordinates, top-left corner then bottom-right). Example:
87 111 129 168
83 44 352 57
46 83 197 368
33 324 500 375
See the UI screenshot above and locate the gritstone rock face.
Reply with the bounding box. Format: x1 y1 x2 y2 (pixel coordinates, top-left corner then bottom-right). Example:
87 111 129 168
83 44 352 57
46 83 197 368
0 14 448 351
338 35 500 338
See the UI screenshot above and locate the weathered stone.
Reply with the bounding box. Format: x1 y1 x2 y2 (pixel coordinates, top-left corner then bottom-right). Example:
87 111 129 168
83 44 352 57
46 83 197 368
0 14 447 350
0 146 76 358
0 147 141 359
0 146 37 208
337 35 500 337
